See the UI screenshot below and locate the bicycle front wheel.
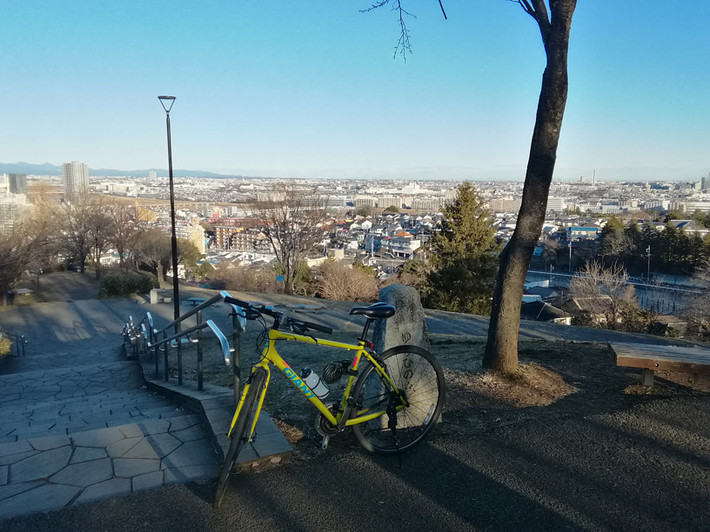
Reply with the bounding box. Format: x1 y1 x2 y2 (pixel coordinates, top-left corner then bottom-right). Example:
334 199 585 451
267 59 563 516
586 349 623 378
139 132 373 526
352 345 445 454
213 367 267 509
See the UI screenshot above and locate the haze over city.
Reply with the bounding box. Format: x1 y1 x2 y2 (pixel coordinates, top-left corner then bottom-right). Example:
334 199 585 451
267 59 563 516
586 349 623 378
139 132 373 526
2 1 709 181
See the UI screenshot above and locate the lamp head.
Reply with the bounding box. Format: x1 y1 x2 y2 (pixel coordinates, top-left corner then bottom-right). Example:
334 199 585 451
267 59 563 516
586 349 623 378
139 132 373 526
158 95 176 113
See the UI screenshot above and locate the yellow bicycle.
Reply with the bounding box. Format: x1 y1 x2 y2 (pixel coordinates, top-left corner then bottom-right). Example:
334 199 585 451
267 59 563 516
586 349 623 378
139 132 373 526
213 297 445 508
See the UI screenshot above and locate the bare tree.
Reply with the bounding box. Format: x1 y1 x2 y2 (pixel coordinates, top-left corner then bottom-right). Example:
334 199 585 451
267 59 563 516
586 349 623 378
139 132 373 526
130 228 172 286
250 183 328 294
483 1 577 372
105 200 141 270
0 208 55 305
58 196 93 273
568 260 636 327
86 197 117 279
684 259 710 338
366 0 576 373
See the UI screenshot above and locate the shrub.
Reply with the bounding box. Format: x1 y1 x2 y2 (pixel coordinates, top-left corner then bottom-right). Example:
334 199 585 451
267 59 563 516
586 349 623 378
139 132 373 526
214 263 278 293
316 260 378 302
0 335 11 358
99 269 158 298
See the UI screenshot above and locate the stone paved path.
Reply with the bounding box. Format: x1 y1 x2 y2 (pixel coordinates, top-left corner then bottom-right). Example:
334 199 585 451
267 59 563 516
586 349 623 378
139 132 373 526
0 297 290 520
0 360 219 520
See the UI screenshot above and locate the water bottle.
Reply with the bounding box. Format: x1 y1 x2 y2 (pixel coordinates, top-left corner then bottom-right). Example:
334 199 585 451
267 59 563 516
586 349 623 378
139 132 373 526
300 367 330 399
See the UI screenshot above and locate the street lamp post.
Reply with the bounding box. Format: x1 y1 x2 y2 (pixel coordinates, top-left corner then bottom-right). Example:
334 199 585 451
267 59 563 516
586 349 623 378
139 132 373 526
158 95 181 322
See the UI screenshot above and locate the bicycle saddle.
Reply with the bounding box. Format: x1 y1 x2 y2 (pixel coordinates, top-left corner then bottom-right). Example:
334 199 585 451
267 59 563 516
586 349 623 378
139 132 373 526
348 302 395 319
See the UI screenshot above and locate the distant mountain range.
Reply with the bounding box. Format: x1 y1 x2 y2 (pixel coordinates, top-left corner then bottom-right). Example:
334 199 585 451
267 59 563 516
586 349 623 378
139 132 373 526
0 162 232 178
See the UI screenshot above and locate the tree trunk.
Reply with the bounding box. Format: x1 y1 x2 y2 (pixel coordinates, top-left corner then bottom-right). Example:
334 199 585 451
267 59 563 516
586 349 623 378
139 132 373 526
157 263 165 287
94 250 102 280
483 1 576 374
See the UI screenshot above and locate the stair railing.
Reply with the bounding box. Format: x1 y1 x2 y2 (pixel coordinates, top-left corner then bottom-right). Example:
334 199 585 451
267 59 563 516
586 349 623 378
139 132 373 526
138 291 237 395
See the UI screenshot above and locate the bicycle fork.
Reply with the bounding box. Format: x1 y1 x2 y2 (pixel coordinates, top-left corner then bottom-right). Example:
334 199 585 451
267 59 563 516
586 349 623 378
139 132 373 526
227 368 269 442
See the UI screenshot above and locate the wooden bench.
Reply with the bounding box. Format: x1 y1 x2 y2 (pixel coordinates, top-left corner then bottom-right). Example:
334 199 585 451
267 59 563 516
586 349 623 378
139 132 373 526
184 297 208 307
610 342 710 386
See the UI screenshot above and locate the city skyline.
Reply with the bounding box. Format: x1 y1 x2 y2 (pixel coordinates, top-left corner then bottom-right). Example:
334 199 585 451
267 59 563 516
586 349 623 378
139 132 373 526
2 2 709 182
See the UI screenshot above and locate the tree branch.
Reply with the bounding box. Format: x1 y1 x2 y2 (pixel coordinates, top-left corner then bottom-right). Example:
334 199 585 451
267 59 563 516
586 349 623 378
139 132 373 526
509 0 551 46
361 0 415 60
437 0 448 20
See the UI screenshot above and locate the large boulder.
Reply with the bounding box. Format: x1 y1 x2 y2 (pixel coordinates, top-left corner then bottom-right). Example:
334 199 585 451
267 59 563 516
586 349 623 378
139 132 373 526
373 284 429 353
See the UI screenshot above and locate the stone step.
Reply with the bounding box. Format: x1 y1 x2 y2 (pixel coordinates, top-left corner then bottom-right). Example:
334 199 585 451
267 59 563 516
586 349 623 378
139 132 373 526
0 361 193 444
0 364 146 407
0 389 190 443
0 413 219 520
2 389 176 418
0 361 145 406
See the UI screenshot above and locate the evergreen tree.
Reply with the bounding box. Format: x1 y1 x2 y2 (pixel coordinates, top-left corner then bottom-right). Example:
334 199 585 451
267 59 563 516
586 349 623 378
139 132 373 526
599 216 628 264
423 182 500 315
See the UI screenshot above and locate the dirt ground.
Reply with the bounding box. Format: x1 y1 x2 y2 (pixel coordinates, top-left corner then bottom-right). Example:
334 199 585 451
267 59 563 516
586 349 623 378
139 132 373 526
180 325 710 463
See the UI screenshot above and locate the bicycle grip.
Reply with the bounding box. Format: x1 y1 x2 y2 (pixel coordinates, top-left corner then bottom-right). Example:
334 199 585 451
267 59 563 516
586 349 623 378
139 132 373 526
303 321 333 335
223 296 252 309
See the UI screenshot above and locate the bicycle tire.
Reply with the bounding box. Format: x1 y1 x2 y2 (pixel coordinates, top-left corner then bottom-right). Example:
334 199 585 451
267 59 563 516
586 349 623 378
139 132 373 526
213 368 267 509
352 345 445 454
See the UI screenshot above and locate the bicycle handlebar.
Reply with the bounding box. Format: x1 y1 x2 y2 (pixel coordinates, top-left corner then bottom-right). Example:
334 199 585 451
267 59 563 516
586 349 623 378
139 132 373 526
223 296 333 335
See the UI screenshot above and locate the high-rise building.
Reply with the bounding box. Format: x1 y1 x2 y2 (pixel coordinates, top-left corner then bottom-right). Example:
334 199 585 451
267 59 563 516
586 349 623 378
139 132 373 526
702 173 709 191
62 161 89 199
8 173 27 194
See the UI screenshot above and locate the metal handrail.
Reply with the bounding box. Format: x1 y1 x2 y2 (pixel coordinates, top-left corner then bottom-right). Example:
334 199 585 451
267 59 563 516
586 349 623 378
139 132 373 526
155 292 225 335
147 319 230 363
132 291 241 398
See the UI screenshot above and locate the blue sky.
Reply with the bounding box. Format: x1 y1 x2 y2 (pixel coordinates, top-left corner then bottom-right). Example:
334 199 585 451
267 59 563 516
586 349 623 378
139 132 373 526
2 1 709 181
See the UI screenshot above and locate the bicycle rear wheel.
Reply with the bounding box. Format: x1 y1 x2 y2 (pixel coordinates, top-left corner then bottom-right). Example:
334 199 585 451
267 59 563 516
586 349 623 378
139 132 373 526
213 367 267 509
352 345 445 454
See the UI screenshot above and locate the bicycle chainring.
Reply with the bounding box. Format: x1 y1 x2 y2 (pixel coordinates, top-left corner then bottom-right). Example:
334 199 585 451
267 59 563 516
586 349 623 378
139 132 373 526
316 406 339 437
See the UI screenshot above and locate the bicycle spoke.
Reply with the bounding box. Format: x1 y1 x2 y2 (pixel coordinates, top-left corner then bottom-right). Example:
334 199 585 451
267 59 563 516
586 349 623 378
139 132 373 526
352 346 444 454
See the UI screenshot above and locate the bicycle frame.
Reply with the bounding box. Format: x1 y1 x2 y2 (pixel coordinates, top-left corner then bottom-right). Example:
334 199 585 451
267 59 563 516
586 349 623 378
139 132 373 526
227 327 406 439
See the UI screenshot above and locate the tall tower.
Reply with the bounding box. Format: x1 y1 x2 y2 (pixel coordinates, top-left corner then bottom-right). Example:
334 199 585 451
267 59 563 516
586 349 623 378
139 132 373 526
62 161 89 200
702 173 709 191
8 174 27 194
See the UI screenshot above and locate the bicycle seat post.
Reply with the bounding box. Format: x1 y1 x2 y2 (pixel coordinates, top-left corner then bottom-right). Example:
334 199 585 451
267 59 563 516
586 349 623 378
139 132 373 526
349 303 395 346
358 318 375 345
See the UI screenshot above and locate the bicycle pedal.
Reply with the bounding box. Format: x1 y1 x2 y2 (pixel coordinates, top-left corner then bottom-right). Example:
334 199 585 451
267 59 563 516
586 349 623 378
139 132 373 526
313 433 330 450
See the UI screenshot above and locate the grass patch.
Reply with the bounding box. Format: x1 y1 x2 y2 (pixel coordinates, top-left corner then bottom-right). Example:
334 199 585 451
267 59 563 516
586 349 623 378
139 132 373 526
0 336 11 358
